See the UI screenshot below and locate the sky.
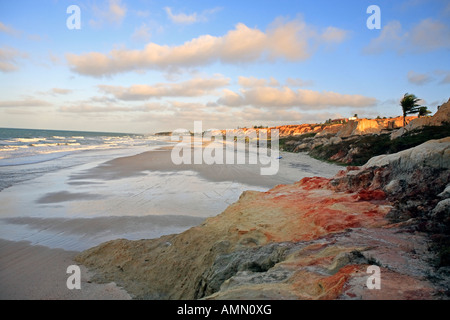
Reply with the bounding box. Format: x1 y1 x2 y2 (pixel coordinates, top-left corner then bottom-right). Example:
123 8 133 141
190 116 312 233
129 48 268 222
0 0 449 134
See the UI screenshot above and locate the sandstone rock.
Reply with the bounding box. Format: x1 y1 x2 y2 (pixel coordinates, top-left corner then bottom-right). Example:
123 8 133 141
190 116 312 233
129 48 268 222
76 175 393 299
391 98 450 139
315 124 344 137
364 137 450 171
390 127 406 140
430 199 450 219
352 119 384 135
438 184 450 198
384 179 403 194
337 120 358 138
329 137 342 145
387 117 405 130
285 140 298 146
336 117 417 138
426 197 450 236
295 143 309 150
204 227 438 300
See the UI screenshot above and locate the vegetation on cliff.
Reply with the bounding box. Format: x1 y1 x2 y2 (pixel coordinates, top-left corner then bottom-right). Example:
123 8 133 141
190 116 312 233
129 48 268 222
401 93 423 127
307 124 450 166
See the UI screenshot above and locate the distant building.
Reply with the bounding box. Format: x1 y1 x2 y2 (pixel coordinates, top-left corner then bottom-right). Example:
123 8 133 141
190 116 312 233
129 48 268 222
348 116 358 121
330 118 348 124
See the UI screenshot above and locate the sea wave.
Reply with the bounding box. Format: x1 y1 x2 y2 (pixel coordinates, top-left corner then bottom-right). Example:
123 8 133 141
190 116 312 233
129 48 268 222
0 130 168 166
15 138 46 143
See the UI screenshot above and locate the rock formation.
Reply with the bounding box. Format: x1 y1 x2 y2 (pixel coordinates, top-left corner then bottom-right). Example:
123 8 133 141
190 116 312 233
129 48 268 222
213 116 414 140
391 98 450 139
282 100 449 166
76 138 450 300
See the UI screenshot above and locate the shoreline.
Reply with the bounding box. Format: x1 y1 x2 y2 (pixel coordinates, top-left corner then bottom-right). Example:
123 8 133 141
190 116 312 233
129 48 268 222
0 143 342 299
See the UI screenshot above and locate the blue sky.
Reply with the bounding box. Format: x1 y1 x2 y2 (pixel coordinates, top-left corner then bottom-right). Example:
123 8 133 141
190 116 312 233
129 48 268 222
0 0 449 133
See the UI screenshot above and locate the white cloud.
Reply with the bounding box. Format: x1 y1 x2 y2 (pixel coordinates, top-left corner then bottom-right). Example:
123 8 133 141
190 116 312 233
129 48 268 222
53 88 73 95
48 52 62 65
286 77 314 87
38 88 73 96
364 18 450 54
216 76 373 109
0 98 52 108
130 102 344 131
98 75 230 101
239 76 313 88
410 18 450 51
265 17 314 61
59 104 133 113
0 46 28 72
164 7 221 25
66 17 348 77
217 89 244 107
435 70 450 84
407 70 432 85
164 7 197 25
217 86 377 109
132 23 151 42
363 21 407 54
320 26 348 43
108 0 127 22
0 21 21 37
90 0 127 28
238 76 278 88
406 69 450 85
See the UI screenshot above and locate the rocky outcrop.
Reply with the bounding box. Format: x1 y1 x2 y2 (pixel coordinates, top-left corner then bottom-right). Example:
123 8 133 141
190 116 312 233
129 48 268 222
211 116 416 142
336 116 415 138
391 98 450 139
283 110 448 166
273 116 411 139
76 138 450 300
314 124 344 137
273 124 319 137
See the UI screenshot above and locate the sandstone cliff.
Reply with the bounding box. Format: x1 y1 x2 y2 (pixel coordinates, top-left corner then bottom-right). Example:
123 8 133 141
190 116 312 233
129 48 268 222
282 101 449 166
337 116 414 137
76 138 450 300
391 98 450 139
273 116 412 139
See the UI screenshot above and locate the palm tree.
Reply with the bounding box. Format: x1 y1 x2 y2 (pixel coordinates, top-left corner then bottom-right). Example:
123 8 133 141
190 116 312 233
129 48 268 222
400 93 421 127
417 106 432 118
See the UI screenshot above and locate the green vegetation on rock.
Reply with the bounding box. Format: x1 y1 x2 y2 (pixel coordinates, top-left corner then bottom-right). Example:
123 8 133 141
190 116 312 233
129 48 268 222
283 124 450 166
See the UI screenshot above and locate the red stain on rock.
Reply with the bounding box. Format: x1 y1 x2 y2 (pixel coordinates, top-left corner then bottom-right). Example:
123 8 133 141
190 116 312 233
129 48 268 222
318 265 362 299
356 189 386 201
296 177 330 190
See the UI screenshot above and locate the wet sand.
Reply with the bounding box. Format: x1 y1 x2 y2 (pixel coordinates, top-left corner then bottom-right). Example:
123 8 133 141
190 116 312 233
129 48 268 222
0 239 131 300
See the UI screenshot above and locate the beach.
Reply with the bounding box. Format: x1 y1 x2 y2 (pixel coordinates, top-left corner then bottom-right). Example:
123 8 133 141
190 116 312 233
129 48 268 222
2 0 449 302
0 143 342 299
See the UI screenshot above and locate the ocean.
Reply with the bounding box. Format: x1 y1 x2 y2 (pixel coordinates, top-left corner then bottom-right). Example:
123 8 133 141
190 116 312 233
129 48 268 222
0 127 170 191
